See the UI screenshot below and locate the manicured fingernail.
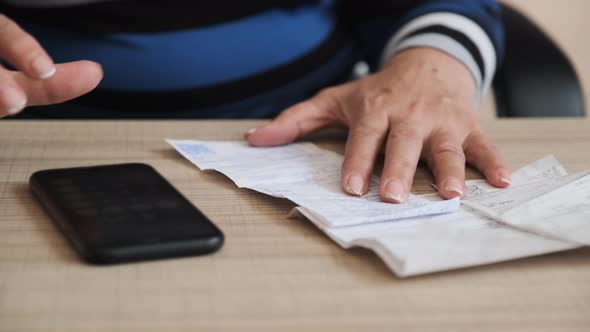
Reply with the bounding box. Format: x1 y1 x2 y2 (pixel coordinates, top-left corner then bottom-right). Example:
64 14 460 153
245 128 257 135
2 86 27 115
497 169 512 185
346 175 364 196
444 177 464 197
6 99 27 115
31 55 56 79
243 128 257 140
384 180 407 203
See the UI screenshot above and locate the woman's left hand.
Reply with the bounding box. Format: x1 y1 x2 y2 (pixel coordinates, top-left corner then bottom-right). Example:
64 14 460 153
246 47 511 203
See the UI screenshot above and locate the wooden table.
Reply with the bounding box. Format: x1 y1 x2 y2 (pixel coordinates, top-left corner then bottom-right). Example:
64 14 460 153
0 118 589 332
2 1 590 330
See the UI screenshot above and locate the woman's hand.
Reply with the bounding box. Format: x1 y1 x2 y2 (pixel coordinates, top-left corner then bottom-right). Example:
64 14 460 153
246 47 511 202
0 14 103 117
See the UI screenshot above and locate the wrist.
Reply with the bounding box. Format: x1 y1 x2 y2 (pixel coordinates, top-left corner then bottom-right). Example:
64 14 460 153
383 47 478 104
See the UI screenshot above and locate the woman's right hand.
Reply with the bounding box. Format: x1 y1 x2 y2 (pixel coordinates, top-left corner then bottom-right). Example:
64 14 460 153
0 14 103 117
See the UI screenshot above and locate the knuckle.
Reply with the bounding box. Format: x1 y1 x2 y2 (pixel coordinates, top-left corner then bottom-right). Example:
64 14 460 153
5 34 40 62
386 159 415 174
464 113 480 129
480 140 497 154
316 86 338 99
351 118 388 139
438 95 455 106
430 141 465 161
362 87 395 112
350 127 380 142
315 87 340 106
348 126 383 145
405 99 428 117
464 131 493 153
314 87 343 114
305 99 325 116
437 97 463 117
389 125 422 143
0 82 26 114
0 16 43 64
436 95 461 111
453 112 481 134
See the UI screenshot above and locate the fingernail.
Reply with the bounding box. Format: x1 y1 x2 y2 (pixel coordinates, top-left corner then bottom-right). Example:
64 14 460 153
243 128 257 140
384 180 407 203
6 99 27 115
444 177 464 197
31 55 56 79
497 169 512 185
346 175 364 196
1 86 27 115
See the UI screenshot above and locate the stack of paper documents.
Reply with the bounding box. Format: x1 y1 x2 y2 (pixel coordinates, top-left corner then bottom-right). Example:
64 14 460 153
167 139 589 277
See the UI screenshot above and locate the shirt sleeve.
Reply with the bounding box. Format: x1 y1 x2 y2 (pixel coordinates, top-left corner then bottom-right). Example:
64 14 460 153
341 0 504 101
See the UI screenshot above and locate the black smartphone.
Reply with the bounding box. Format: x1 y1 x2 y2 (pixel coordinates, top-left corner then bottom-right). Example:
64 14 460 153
30 163 224 264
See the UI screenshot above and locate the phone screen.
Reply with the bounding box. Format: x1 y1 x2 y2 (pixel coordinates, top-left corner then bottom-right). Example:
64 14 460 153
30 163 224 263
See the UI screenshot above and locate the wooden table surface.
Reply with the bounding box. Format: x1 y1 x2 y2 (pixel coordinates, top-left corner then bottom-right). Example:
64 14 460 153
0 118 589 332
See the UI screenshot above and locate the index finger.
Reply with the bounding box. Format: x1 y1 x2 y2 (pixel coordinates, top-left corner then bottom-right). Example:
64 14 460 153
246 88 341 147
0 14 56 79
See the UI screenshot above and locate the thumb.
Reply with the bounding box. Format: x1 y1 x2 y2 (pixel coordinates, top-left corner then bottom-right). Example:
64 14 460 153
246 89 341 146
14 60 103 106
